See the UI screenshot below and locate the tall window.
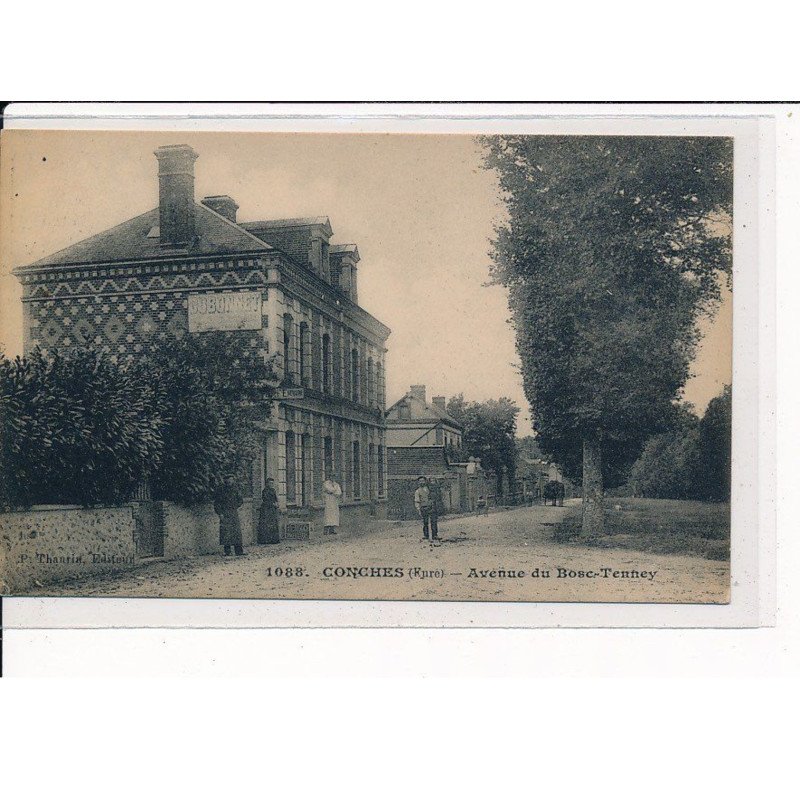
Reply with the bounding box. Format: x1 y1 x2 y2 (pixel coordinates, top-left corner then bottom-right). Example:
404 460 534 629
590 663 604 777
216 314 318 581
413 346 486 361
258 435 271 495
324 436 333 480
351 348 359 403
368 443 375 499
360 354 368 405
352 441 361 500
332 329 341 395
300 433 309 506
376 361 384 407
283 313 294 384
285 431 296 505
378 445 385 495
322 333 331 394
298 322 308 387
367 357 374 406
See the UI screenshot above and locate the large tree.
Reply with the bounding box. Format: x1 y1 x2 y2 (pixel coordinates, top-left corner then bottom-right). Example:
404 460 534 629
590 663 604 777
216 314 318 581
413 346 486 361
481 135 733 534
446 394 520 495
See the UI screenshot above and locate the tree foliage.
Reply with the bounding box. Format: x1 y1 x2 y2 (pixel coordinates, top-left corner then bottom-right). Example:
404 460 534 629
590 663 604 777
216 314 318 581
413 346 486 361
628 386 731 502
627 402 701 499
139 332 277 505
689 385 731 502
480 135 733 531
0 348 162 509
446 394 520 493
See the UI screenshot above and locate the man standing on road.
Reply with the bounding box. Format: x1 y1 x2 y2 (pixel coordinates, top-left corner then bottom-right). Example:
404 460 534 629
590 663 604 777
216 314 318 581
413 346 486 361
414 476 440 543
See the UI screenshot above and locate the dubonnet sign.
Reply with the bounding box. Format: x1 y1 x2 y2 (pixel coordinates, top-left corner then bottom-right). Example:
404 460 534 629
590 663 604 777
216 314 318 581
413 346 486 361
187 291 262 332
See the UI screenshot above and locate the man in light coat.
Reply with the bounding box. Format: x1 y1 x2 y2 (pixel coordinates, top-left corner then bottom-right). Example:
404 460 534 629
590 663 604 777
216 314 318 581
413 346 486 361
323 473 342 536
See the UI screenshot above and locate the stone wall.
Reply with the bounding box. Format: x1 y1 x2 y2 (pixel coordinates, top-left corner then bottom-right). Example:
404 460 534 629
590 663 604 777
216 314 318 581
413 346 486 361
0 496 383 593
239 499 257 546
160 499 256 557
160 502 219 559
0 506 136 594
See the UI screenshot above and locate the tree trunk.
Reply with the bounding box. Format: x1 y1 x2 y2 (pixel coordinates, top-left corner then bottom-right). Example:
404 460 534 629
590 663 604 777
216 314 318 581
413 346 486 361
582 438 604 535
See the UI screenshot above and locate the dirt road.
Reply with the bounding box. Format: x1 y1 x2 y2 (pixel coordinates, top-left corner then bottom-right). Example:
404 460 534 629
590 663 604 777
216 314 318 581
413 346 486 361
43 502 729 603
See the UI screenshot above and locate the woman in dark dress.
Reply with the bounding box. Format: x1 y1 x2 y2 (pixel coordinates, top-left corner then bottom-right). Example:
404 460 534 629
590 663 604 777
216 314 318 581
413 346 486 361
257 478 281 544
214 482 245 556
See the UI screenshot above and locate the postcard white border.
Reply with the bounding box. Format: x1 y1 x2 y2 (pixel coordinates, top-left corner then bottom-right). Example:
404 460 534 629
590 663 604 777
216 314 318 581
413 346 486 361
1 103 778 628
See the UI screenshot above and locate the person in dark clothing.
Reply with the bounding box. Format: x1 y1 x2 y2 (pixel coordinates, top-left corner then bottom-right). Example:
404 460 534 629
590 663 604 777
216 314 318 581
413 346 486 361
257 478 281 545
214 481 244 556
414 476 440 542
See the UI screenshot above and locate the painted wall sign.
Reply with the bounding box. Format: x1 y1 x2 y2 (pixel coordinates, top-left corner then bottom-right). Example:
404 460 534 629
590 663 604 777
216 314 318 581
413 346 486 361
274 387 305 400
188 291 262 332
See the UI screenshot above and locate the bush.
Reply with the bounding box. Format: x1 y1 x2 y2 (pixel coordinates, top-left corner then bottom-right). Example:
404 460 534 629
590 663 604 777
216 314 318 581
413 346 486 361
627 386 731 502
627 428 699 499
0 348 162 509
0 335 277 510
138 332 276 505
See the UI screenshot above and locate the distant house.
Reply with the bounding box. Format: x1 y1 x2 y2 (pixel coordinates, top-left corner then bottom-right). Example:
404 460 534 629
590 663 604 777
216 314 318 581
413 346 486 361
385 385 463 450
386 386 495 518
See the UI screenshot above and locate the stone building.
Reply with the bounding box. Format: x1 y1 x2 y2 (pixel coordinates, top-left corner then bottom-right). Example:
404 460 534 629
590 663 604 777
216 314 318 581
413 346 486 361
14 144 391 534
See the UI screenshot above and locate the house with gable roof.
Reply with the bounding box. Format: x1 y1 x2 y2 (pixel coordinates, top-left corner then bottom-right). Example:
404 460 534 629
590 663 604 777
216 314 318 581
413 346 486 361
385 385 463 451
385 385 495 519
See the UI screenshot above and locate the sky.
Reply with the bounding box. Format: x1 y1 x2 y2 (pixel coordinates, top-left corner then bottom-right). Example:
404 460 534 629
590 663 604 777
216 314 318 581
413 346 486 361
0 130 732 436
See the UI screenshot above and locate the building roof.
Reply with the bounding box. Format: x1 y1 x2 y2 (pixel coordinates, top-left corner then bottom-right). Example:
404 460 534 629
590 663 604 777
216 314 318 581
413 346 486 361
331 243 359 255
19 203 273 271
387 446 452 476
241 216 333 235
385 392 462 430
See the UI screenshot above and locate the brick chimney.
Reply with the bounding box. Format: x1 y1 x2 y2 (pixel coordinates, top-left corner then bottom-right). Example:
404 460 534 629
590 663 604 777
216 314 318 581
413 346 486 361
410 385 426 403
432 396 446 411
330 244 360 302
154 144 198 247
202 195 238 223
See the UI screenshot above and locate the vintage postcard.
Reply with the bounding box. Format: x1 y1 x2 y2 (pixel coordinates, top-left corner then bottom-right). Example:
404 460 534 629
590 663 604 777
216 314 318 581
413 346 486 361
0 110 771 623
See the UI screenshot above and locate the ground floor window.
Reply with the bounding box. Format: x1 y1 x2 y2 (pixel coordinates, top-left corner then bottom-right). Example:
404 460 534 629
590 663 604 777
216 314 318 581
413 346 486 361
352 441 361 500
301 433 309 506
378 445 385 495
368 443 375 499
285 431 296 505
324 435 333 480
261 436 270 488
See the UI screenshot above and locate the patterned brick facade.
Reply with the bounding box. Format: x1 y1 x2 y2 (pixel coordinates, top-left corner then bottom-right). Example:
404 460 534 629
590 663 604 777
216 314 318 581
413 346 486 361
20 257 272 362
